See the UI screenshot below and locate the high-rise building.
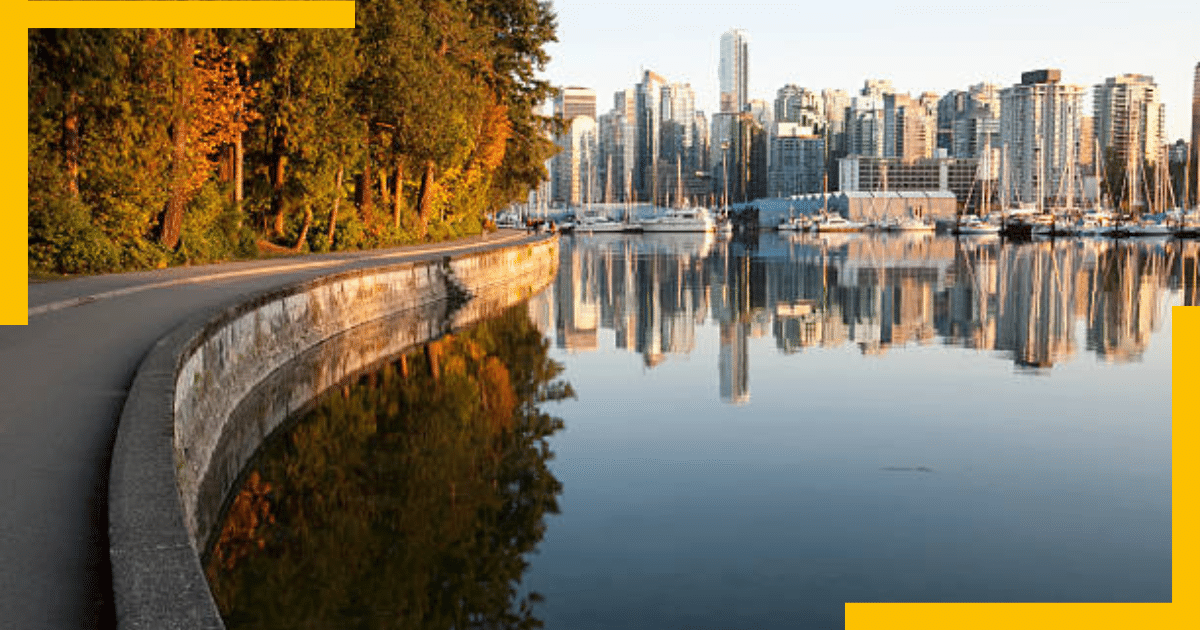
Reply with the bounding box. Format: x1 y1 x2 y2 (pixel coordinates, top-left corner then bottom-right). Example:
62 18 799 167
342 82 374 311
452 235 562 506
552 115 598 206
635 70 666 202
769 124 825 197
775 84 825 131
1093 73 1166 209
938 83 1000 159
847 95 886 157
552 86 598 206
660 82 697 167
1191 62 1200 206
554 87 597 122
1000 70 1085 206
719 29 749 113
861 79 895 98
883 93 935 161
823 88 852 187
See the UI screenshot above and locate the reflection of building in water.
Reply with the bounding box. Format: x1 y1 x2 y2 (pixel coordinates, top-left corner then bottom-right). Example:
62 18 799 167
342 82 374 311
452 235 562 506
1088 244 1170 363
527 285 556 340
550 233 1178 394
720 321 750 404
555 244 599 352
995 243 1080 368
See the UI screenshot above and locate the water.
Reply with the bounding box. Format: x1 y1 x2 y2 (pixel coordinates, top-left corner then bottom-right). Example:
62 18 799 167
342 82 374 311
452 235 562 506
208 231 1177 629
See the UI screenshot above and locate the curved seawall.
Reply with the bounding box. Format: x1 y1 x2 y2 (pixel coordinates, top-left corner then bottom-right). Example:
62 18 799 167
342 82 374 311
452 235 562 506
108 236 558 629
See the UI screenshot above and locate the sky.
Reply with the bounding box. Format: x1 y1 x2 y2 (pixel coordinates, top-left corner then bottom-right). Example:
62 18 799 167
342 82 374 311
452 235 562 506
541 0 1198 141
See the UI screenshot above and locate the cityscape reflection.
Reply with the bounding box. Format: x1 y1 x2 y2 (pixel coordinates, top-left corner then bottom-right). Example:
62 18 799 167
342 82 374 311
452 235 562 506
536 232 1185 402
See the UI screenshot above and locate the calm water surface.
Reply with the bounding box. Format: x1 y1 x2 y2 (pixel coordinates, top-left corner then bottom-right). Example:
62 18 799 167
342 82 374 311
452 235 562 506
209 232 1178 629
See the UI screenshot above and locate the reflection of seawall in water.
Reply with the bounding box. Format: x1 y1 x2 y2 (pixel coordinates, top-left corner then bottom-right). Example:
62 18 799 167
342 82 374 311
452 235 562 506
206 305 569 628
552 234 1178 393
195 247 560 555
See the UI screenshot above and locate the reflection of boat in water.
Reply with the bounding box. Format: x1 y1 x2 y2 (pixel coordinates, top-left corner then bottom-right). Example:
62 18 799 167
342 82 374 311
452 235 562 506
635 230 715 258
639 206 716 232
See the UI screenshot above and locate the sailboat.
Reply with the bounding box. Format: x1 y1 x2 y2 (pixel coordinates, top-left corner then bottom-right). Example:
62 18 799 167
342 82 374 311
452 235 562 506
811 174 865 233
639 154 716 233
572 155 624 233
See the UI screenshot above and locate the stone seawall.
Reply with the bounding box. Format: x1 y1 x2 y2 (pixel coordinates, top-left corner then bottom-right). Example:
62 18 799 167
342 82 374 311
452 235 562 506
108 236 558 629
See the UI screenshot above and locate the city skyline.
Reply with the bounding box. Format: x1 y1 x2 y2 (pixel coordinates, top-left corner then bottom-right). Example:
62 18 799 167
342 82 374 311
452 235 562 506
542 1 1197 141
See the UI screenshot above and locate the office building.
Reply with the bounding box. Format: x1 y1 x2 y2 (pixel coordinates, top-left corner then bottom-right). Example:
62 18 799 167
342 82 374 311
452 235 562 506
719 29 749 113
769 124 825 196
554 87 597 122
635 70 666 201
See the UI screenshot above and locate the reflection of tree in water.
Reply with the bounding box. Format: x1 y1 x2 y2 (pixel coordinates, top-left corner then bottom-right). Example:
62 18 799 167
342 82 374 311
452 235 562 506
205 305 572 629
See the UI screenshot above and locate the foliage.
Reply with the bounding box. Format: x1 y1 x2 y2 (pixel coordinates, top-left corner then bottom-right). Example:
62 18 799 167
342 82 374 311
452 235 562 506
29 1 558 275
205 305 571 629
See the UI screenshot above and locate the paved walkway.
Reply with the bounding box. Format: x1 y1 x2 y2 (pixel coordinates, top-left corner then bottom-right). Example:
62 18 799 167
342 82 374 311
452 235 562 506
0 230 542 629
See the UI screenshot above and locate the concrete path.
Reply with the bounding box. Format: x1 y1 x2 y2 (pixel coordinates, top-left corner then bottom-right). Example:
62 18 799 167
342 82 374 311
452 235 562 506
0 230 543 629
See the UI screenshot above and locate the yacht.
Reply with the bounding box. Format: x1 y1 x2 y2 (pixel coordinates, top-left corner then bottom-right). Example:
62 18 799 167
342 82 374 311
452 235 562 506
810 212 866 233
639 206 716 233
571 213 627 234
954 215 1000 235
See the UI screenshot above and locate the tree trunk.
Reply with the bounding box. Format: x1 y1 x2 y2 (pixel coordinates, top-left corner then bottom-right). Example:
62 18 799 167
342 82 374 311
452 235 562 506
416 160 435 240
379 165 390 208
161 116 189 249
63 89 80 198
393 159 405 229
359 130 374 229
270 138 287 237
293 204 312 251
234 131 244 209
328 163 343 244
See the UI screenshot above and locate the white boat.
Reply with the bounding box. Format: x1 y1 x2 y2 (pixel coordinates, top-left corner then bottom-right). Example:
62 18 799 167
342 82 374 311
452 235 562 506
777 215 810 232
885 216 936 232
639 206 716 233
572 214 627 233
811 212 866 233
955 215 1000 235
495 210 523 229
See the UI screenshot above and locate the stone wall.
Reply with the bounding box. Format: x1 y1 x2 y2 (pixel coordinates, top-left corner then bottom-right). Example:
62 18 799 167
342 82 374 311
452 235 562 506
108 236 558 629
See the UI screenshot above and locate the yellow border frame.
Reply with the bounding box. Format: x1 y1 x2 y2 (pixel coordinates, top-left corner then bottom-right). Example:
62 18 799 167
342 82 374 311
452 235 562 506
9 4 1191 630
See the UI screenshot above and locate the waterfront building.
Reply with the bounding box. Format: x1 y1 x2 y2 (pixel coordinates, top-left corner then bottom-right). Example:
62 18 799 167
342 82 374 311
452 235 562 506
838 155 981 211
999 69 1085 207
769 124 825 197
719 29 750 113
1093 73 1166 209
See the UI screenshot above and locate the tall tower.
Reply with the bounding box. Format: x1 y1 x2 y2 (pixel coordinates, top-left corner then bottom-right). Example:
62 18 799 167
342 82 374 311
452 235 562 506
1191 62 1200 206
719 29 749 114
1093 74 1166 209
999 69 1084 207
